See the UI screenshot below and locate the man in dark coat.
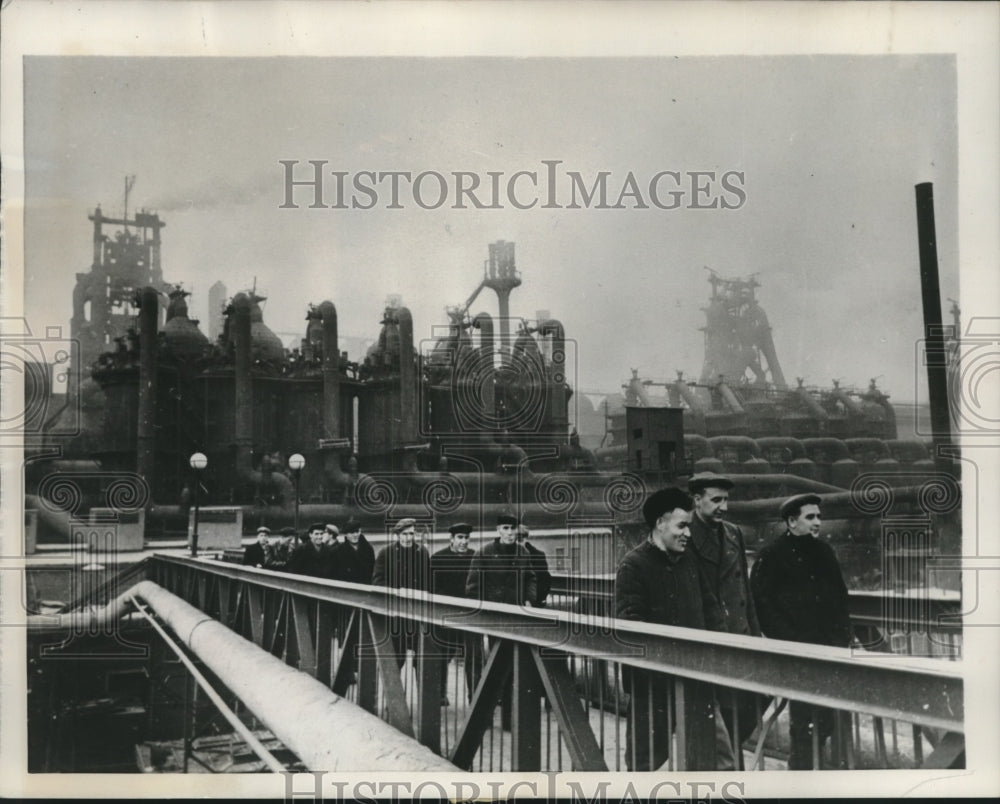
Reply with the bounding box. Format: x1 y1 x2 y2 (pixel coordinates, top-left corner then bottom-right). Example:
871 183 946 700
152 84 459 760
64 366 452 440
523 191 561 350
264 526 297 570
286 523 328 577
243 526 269 567
465 514 537 606
687 472 761 767
615 486 718 771
750 494 852 770
373 518 432 667
465 513 537 727
430 522 481 703
516 524 552 606
334 517 375 584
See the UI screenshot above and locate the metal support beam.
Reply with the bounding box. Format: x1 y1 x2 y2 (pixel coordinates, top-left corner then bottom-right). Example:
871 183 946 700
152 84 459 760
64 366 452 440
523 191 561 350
531 649 607 770
512 644 541 771
450 640 513 769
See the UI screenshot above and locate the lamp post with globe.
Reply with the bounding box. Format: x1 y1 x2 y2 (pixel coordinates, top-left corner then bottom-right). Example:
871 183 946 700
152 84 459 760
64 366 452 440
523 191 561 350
288 453 305 533
189 452 208 557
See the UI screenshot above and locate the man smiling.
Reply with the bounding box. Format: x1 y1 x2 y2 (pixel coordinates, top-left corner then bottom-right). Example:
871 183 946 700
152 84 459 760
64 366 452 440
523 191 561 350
615 486 716 770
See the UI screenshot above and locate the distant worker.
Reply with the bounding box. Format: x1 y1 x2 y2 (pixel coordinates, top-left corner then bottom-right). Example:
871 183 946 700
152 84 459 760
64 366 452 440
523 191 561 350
687 472 760 768
750 494 852 770
243 526 270 568
615 486 718 771
465 513 537 728
516 524 552 607
373 518 432 667
264 526 297 570
334 517 375 584
287 523 327 576
430 522 481 704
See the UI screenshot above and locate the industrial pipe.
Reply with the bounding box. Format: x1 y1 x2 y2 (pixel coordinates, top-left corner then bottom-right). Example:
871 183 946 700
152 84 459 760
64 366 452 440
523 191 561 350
795 386 830 420
232 293 294 506
538 319 568 433
396 307 417 449
31 581 457 772
137 286 159 498
716 381 745 415
672 380 707 413
319 301 351 492
832 387 864 417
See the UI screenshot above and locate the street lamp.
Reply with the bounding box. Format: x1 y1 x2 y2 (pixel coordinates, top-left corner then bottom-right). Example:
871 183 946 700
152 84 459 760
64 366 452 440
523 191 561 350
288 453 305 533
189 452 208 557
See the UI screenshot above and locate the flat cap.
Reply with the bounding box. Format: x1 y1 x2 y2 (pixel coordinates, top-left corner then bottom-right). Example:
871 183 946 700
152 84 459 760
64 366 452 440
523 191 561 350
278 526 297 537
324 523 340 535
448 522 473 536
642 487 693 528
344 517 362 532
496 513 518 527
688 472 734 495
256 525 271 534
392 517 417 533
779 493 822 521
308 522 327 533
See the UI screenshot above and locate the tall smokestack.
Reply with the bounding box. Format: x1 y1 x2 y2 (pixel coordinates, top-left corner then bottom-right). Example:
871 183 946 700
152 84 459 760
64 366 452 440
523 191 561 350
914 182 953 470
232 293 253 477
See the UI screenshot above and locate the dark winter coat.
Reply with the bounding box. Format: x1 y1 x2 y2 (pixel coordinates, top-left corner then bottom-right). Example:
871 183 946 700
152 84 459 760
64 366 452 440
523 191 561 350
243 542 266 568
688 515 759 636
521 540 552 606
373 541 432 591
615 539 717 630
333 535 376 584
750 531 852 647
465 539 537 606
430 546 477 599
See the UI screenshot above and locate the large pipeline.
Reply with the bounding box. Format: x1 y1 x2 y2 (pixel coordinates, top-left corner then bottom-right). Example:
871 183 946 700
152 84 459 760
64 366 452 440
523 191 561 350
28 581 457 772
136 287 159 496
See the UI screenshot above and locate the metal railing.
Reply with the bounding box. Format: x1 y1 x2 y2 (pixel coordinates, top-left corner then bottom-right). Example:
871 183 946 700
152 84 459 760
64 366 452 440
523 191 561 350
130 554 964 772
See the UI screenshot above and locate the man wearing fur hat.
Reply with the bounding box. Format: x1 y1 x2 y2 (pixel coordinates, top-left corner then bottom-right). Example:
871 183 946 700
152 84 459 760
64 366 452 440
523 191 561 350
615 486 717 771
750 493 851 769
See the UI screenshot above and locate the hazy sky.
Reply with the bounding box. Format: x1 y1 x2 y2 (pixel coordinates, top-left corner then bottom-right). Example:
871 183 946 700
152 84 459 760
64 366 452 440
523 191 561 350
23 55 957 403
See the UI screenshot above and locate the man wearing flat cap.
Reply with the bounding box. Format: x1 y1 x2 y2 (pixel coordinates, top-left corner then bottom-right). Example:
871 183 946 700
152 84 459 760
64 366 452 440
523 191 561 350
465 512 538 729
465 513 537 607
373 518 433 668
686 472 761 768
243 526 270 568
430 522 481 703
750 493 851 769
615 486 717 770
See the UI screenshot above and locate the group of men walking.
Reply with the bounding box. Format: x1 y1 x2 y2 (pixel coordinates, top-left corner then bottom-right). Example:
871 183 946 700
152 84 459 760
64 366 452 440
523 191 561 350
243 518 377 583
243 512 551 707
240 470 849 770
616 471 852 771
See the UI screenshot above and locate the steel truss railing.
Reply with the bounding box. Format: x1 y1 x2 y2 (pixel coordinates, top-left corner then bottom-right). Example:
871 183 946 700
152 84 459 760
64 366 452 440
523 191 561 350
140 554 962 772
